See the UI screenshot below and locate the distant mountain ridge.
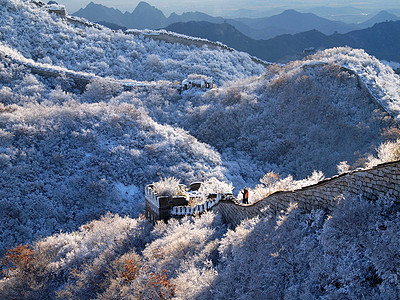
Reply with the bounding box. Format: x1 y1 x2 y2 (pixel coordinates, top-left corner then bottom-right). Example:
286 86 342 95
168 11 224 24
2 4 400 298
73 1 222 30
73 2 126 26
332 20 400 62
165 20 400 63
359 10 399 28
125 1 167 29
74 1 168 29
303 6 371 23
227 9 359 40
73 2 398 39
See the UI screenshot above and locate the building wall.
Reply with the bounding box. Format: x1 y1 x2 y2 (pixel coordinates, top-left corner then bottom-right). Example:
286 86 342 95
212 160 400 227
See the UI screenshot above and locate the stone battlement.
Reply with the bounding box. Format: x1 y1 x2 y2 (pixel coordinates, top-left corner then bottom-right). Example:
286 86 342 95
212 160 400 227
145 182 232 224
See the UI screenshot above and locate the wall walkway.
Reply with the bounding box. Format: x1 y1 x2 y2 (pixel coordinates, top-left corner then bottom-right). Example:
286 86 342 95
213 160 400 227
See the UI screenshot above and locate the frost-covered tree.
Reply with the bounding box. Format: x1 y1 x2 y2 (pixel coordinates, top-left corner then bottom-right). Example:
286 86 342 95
2 194 399 299
0 0 265 85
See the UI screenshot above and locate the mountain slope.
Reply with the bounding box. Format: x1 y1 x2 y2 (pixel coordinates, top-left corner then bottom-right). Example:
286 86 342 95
168 11 224 24
165 22 333 62
1 0 400 283
165 21 256 55
360 10 400 28
176 58 396 179
332 21 400 62
125 1 167 29
0 46 231 254
73 3 362 41
121 47 399 182
73 1 126 26
0 0 265 253
255 30 335 61
97 21 127 31
228 9 358 40
2 191 399 299
73 1 224 30
0 0 264 85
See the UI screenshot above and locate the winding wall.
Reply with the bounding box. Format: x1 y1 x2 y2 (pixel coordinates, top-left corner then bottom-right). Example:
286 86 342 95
26 1 400 228
212 160 400 227
27 1 400 121
125 30 271 67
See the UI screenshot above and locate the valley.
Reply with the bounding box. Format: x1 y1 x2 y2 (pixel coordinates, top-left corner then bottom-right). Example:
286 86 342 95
1 0 400 299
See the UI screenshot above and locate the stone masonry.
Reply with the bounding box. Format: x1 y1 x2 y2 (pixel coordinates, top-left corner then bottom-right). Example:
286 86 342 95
212 160 400 227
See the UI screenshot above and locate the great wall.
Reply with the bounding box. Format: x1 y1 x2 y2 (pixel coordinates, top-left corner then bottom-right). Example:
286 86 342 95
5 2 400 228
30 0 270 68
0 1 394 125
144 160 400 227
1 42 395 125
124 29 270 67
211 160 400 226
0 44 160 92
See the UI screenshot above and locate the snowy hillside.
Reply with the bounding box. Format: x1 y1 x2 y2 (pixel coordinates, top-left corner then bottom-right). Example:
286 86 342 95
0 51 229 255
1 0 400 255
1 0 400 299
312 47 400 121
0 0 268 254
0 0 265 85
119 50 398 181
1 194 399 299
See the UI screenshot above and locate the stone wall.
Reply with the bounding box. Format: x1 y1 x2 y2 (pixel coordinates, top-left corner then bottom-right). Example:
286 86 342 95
212 160 400 227
125 31 270 67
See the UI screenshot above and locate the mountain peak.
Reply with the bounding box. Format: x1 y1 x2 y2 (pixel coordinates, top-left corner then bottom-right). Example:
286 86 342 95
136 1 152 9
73 1 125 24
276 9 317 19
128 1 167 28
373 10 399 19
86 1 100 8
281 9 301 15
360 10 399 27
134 1 160 12
132 1 165 15
376 10 391 15
78 2 120 13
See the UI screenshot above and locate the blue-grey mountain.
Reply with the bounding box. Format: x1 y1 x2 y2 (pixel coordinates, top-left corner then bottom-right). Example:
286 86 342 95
227 9 359 40
74 1 168 29
359 10 399 28
74 2 395 40
165 20 400 62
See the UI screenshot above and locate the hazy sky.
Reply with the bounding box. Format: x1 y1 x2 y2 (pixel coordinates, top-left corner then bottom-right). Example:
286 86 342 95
57 0 400 16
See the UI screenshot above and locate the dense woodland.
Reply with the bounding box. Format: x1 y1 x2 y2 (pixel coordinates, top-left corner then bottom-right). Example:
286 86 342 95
1 0 400 298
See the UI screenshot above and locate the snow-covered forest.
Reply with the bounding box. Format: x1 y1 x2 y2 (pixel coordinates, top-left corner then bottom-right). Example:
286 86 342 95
0 0 264 85
1 0 400 298
2 195 400 299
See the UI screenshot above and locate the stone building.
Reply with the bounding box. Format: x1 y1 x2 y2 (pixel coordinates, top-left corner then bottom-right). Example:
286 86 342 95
145 184 188 225
145 182 230 224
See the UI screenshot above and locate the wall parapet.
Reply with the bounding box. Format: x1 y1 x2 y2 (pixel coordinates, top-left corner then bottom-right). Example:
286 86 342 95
212 160 400 227
170 194 222 216
145 182 231 224
125 30 271 67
